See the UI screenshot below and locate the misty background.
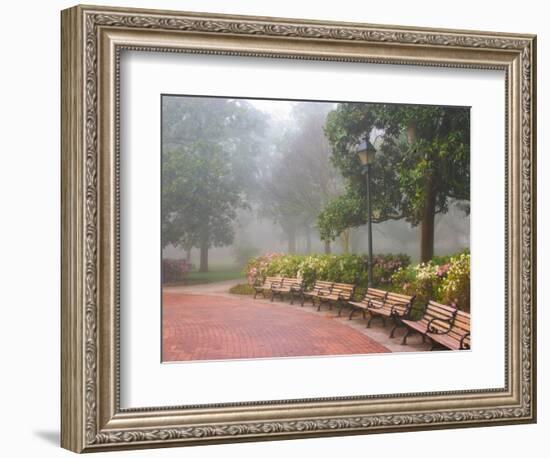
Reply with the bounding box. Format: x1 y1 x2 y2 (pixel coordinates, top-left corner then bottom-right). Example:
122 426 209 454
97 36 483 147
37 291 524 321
162 96 469 272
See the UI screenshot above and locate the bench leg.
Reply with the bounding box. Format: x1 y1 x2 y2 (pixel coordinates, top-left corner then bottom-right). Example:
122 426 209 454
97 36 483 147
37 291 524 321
367 314 384 328
317 299 327 311
348 308 356 320
337 301 345 316
366 314 376 328
401 327 413 345
389 317 402 338
289 292 294 305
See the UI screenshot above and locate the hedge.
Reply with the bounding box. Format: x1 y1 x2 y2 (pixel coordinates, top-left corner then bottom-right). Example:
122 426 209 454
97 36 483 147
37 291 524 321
245 252 410 289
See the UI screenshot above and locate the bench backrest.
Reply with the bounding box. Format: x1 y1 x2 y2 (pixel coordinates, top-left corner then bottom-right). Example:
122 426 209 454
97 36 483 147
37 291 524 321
331 282 355 300
263 276 283 288
280 277 303 288
311 280 333 292
362 287 387 305
421 300 457 332
385 291 415 315
364 287 387 300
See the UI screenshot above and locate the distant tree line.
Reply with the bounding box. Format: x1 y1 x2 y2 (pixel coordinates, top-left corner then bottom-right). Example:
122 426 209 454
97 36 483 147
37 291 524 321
162 96 470 271
162 96 266 272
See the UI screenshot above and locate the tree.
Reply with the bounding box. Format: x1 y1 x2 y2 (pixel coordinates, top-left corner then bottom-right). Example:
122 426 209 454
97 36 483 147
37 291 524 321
162 97 266 271
320 103 470 262
259 103 341 253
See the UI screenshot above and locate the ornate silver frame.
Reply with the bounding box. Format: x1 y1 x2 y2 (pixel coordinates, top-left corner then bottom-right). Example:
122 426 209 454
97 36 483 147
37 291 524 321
61 4 537 453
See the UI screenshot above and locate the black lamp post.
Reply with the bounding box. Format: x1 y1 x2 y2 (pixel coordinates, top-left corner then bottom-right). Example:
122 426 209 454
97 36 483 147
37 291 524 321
356 138 376 287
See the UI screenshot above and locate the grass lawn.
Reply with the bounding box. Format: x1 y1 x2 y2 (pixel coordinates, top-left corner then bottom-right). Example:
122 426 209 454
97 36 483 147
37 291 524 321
175 264 245 286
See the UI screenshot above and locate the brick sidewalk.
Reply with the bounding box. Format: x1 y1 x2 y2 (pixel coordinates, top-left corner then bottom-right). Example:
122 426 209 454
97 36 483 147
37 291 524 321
162 292 389 362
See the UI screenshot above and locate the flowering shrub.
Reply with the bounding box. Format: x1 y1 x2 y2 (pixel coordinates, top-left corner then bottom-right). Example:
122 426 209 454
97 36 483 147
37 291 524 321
391 250 470 313
244 252 284 285
245 253 410 288
372 254 411 285
440 252 470 311
162 258 192 283
391 261 441 307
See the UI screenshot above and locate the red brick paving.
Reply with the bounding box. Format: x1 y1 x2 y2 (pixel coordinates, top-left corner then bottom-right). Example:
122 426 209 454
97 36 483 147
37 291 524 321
162 293 389 362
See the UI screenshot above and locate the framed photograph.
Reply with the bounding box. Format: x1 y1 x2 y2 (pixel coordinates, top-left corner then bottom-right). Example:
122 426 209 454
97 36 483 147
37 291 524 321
61 4 537 453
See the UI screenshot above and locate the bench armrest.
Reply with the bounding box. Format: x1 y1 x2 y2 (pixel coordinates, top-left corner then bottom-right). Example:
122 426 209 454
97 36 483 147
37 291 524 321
269 280 283 289
317 288 332 297
427 317 453 335
460 332 471 350
291 283 304 291
390 301 412 317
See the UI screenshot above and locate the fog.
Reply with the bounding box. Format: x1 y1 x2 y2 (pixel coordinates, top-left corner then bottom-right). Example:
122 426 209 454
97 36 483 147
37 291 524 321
162 96 470 269
164 205 469 266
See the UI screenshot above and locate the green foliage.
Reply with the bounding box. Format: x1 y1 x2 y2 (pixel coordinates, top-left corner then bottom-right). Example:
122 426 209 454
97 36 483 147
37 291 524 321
162 143 246 250
390 251 470 313
317 190 364 242
319 102 470 242
391 262 442 308
440 252 471 312
184 267 244 286
372 254 411 285
244 252 284 285
245 252 410 289
161 97 266 253
228 283 255 295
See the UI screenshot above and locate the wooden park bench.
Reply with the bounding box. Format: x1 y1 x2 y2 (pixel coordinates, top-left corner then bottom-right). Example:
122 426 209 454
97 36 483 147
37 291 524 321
348 287 388 320
427 310 471 350
271 277 305 304
348 289 415 337
302 280 333 306
401 300 457 345
369 291 416 337
316 282 355 312
253 276 282 299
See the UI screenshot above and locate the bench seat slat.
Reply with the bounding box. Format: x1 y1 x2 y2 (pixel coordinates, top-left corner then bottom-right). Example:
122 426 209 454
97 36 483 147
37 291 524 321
429 333 462 350
348 300 368 310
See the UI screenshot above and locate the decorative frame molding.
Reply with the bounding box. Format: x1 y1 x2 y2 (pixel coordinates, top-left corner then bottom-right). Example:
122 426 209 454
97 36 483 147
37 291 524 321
61 4 536 453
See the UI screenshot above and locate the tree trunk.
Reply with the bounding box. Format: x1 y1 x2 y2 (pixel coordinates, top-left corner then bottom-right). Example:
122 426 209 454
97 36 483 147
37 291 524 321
420 175 436 263
185 247 192 263
340 229 350 254
324 240 331 254
408 121 436 263
287 226 296 253
349 227 360 254
305 228 311 254
199 233 209 272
